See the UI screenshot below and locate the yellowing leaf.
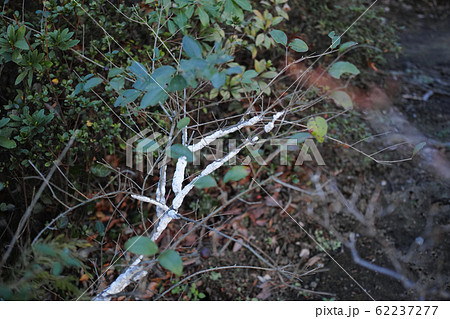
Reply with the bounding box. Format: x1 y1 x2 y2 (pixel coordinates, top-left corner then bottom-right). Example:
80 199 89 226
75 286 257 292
52 78 59 85
329 91 353 110
254 60 266 74
412 142 426 157
307 116 328 143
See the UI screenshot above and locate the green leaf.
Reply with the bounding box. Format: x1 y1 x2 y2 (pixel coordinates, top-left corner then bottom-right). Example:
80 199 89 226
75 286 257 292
339 41 357 53
0 182 4 192
95 220 105 235
272 16 284 26
0 136 16 149
109 77 124 92
224 0 244 21
328 61 360 79
168 144 194 162
150 66 176 86
185 5 195 19
223 166 249 183
412 142 426 157
15 70 28 85
168 75 188 92
329 91 353 110
27 71 33 87
177 117 190 129
59 251 81 267
183 36 202 59
16 25 26 38
197 7 209 26
167 20 177 34
180 58 208 72
328 31 341 49
225 66 242 75
174 12 188 30
242 70 258 84
90 164 112 177
256 33 265 46
136 138 158 152
194 175 218 189
74 83 83 95
158 249 183 276
211 72 226 88
11 50 22 63
140 87 168 108
124 236 158 256
289 38 308 52
288 132 312 143
52 262 63 276
83 74 95 81
307 116 328 143
0 118 9 129
233 0 252 11
270 30 287 46
34 243 57 257
261 71 278 79
84 76 103 91
65 39 79 49
14 38 29 50
108 68 123 78
128 61 149 80
116 89 141 107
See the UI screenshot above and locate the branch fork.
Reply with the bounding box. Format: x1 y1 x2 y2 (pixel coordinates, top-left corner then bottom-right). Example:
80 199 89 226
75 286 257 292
94 112 280 300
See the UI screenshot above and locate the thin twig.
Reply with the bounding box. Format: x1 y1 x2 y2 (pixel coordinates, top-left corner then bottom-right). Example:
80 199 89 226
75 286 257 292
347 233 415 289
1 133 77 268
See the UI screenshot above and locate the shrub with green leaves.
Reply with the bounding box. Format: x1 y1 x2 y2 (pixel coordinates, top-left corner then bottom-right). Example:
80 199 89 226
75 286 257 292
0 235 89 300
288 0 401 68
0 0 400 300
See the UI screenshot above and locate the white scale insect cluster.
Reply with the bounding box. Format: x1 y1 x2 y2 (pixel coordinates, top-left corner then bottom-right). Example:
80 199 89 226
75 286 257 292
94 111 282 300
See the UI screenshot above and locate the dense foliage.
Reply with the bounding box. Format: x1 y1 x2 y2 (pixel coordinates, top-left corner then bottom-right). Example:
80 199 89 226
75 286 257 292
0 0 399 300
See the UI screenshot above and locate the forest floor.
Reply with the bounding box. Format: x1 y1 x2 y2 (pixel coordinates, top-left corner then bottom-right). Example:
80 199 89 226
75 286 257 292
160 1 450 301
2 0 449 302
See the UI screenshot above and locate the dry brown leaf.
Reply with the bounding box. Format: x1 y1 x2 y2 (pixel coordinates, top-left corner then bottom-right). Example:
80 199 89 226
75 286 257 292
79 274 90 282
232 239 243 252
256 281 272 300
141 282 158 299
305 255 322 268
255 219 268 226
265 196 283 207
